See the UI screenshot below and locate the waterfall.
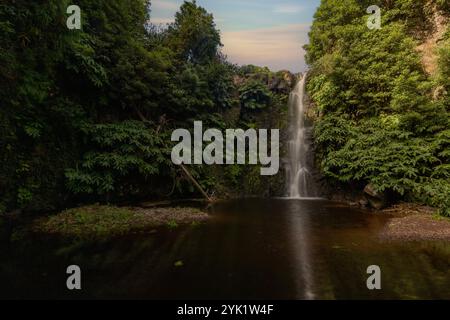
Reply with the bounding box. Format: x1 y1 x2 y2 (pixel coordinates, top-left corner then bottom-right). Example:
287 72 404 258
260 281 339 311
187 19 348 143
286 73 317 199
285 74 318 299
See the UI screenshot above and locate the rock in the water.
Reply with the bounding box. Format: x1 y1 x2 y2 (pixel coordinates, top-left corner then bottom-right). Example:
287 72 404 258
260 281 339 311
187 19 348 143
367 198 386 210
364 184 378 198
359 198 369 207
364 184 387 210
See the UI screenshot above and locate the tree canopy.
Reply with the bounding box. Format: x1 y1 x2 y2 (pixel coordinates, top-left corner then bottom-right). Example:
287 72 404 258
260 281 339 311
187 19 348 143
0 0 236 212
306 0 450 215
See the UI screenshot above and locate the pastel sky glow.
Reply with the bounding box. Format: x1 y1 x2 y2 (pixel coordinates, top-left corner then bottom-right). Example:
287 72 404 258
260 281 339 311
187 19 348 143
150 0 321 72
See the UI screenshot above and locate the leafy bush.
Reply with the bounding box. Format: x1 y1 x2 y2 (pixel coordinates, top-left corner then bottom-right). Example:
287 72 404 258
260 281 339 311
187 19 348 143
66 121 171 198
0 0 238 211
307 0 450 215
239 80 272 110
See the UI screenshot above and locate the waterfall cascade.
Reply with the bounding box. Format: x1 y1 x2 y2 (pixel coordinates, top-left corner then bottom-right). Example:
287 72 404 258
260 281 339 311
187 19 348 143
286 74 318 199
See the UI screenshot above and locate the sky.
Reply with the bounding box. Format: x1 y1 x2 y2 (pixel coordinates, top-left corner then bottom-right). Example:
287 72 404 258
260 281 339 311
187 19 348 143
150 0 321 72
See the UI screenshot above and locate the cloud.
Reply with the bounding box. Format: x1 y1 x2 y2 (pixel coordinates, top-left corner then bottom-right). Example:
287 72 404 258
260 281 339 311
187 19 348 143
273 5 304 14
150 17 175 24
151 0 180 11
221 24 310 72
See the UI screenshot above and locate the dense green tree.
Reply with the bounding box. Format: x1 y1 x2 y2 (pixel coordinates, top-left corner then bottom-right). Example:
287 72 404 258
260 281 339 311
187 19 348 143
167 0 222 64
306 0 450 216
0 0 238 212
239 80 272 110
0 0 90 212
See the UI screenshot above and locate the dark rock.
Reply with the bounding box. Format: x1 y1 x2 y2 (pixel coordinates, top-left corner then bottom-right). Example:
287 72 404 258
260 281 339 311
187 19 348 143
267 71 297 94
281 71 296 89
277 81 288 91
364 184 387 210
268 77 281 90
359 198 369 207
364 184 380 198
367 198 386 210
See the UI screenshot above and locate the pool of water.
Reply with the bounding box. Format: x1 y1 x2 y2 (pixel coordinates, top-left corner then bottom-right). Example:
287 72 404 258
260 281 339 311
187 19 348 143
0 199 449 299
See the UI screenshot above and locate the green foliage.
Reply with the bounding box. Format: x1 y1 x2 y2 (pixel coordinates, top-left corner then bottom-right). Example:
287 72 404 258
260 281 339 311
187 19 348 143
0 0 271 213
33 205 140 240
31 205 207 240
307 74 341 114
239 80 272 110
167 220 179 229
436 0 450 14
65 121 171 198
307 0 450 215
238 65 272 77
167 0 221 64
174 260 184 267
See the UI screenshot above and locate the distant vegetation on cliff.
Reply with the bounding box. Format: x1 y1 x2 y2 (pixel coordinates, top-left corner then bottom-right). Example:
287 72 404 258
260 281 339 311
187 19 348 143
305 0 449 215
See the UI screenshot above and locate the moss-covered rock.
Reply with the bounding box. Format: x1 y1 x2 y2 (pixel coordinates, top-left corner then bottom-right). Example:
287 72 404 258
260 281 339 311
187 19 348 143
31 205 209 240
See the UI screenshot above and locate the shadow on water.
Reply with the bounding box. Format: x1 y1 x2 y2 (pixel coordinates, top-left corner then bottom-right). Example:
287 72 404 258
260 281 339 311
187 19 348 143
0 199 449 299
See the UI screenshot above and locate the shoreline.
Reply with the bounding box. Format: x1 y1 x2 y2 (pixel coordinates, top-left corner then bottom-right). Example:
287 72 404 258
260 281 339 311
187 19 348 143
30 205 210 241
7 200 450 243
379 203 450 241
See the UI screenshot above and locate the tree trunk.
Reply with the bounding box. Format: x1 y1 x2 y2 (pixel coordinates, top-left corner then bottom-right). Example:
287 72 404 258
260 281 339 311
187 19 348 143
179 164 213 202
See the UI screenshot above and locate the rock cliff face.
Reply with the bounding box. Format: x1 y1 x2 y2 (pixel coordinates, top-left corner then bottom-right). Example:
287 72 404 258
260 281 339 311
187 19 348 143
268 71 298 94
233 70 298 94
416 1 448 75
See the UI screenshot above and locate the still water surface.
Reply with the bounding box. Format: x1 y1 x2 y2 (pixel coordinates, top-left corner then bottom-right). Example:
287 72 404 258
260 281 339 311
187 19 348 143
1 199 449 299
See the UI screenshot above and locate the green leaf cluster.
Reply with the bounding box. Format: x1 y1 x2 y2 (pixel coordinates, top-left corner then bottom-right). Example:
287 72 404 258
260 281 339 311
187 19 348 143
0 0 236 211
306 0 450 215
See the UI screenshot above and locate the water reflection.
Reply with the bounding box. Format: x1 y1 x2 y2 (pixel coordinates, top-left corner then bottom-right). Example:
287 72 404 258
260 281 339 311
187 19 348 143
286 200 315 299
0 199 449 299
